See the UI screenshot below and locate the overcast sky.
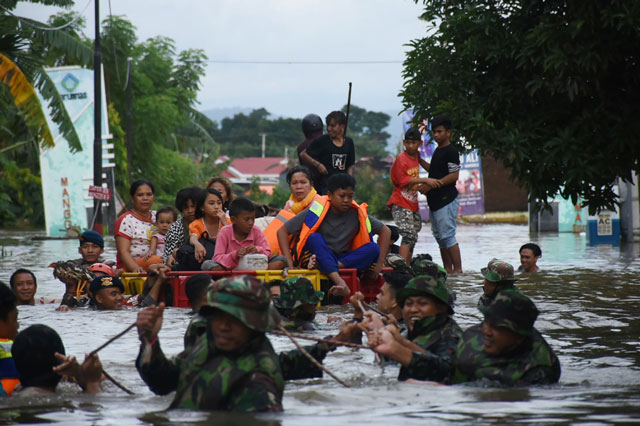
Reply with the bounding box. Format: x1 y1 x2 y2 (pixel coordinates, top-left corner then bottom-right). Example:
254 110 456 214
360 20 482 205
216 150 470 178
16 0 427 122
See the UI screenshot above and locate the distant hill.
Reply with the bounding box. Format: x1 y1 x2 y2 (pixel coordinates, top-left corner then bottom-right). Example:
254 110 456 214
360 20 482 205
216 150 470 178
200 106 406 155
201 107 254 124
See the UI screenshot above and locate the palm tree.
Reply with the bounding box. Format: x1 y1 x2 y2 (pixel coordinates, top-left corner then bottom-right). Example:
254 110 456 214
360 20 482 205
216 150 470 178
0 1 93 152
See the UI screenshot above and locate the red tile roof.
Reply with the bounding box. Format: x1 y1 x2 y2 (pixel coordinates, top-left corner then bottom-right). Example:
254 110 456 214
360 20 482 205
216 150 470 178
226 157 287 176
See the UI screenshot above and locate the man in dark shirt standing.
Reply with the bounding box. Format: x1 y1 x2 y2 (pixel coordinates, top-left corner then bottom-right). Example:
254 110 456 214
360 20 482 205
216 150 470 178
297 114 324 191
420 115 462 273
300 111 355 195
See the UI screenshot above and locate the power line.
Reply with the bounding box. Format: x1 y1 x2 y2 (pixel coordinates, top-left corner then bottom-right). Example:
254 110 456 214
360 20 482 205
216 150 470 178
190 59 403 65
1 0 92 31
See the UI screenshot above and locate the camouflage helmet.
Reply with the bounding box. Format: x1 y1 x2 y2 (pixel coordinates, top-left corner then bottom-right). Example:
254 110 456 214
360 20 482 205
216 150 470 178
274 277 324 310
200 275 280 332
411 256 448 286
397 275 454 314
481 258 516 283
479 289 538 336
385 253 415 276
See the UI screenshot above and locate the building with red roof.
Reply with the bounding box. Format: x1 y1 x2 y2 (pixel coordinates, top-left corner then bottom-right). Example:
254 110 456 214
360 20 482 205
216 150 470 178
216 156 288 194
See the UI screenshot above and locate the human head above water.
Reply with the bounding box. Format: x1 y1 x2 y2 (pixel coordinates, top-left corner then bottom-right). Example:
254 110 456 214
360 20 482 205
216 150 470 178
12 324 65 390
90 276 125 310
9 268 37 306
185 274 212 310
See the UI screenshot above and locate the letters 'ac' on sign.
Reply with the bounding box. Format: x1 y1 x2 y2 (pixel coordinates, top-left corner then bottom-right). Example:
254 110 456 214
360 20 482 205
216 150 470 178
88 185 111 201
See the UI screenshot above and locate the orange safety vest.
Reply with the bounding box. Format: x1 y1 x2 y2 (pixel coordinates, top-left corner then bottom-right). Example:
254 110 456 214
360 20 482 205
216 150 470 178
263 209 296 256
0 339 19 396
293 196 372 263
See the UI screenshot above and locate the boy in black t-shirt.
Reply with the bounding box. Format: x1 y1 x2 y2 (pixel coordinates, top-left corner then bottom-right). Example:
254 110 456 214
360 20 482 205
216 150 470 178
300 110 355 195
420 115 462 273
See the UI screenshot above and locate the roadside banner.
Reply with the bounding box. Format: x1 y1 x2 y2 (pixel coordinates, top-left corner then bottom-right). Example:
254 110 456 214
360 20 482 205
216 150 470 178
37 66 110 237
401 109 485 219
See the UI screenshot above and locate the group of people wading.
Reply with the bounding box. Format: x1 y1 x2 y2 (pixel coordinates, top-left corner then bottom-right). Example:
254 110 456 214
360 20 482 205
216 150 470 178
0 112 555 413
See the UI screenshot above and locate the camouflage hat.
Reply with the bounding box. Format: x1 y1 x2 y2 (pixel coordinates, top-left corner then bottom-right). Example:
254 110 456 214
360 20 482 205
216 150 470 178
481 258 516 283
411 256 448 286
385 253 415 276
273 277 324 310
397 275 454 314
200 275 280 332
479 289 538 336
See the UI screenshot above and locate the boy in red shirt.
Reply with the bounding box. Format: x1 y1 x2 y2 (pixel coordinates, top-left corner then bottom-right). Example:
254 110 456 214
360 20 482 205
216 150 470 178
387 127 441 263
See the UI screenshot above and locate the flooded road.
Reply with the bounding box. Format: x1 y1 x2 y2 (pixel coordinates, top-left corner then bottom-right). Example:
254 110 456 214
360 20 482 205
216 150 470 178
1 223 639 424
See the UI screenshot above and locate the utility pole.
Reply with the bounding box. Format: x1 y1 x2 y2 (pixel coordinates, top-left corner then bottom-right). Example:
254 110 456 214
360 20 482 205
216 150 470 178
259 133 267 158
92 0 103 233
125 57 133 182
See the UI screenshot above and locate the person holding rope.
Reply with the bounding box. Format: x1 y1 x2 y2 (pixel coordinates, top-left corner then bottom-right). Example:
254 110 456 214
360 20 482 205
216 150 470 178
135 275 285 411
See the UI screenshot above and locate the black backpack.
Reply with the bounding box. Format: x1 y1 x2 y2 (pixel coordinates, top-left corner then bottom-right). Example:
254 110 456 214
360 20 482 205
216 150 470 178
174 238 217 271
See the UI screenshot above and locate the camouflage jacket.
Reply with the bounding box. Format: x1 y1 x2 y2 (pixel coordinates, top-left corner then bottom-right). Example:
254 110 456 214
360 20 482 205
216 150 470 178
451 324 561 386
136 333 284 412
181 314 330 381
183 313 208 350
398 314 463 382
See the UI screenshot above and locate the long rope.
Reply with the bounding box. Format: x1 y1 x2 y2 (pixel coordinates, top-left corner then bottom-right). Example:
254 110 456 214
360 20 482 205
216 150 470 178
276 325 350 388
101 369 134 395
89 322 137 357
270 329 372 351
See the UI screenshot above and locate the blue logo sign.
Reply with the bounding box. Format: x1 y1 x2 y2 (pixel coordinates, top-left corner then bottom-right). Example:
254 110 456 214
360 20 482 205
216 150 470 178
61 73 80 92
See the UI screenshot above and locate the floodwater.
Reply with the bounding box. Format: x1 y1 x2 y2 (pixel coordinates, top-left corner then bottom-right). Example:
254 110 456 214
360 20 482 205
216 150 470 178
0 223 639 425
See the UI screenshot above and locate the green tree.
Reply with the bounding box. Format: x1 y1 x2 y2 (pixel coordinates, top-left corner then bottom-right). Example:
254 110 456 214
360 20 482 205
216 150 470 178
402 0 640 213
342 104 391 158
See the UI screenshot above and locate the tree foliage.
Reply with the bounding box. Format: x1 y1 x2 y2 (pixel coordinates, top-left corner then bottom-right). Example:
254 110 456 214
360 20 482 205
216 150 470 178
402 0 640 213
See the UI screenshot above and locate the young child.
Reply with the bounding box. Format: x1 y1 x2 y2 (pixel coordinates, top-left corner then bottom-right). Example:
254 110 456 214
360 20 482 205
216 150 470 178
278 173 391 300
147 206 177 262
209 197 284 270
387 127 443 263
0 281 19 396
422 115 462 273
189 189 228 264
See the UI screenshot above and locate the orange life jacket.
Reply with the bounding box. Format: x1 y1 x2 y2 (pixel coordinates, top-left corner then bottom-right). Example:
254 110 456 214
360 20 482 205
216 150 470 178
263 209 296 256
293 196 372 263
0 339 19 396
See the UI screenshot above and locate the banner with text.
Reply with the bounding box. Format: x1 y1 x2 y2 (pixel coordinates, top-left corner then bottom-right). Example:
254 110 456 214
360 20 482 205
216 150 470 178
38 67 109 236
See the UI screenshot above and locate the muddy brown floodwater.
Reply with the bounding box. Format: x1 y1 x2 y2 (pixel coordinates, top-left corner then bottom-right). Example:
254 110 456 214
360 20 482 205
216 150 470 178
0 223 639 425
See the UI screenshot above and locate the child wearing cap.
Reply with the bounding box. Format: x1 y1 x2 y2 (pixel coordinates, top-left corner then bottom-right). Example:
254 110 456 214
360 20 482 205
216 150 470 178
387 127 442 264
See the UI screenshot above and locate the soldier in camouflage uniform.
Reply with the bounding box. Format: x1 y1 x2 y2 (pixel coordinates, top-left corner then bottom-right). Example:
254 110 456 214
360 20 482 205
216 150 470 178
273 277 324 331
478 258 519 308
135 275 284 412
368 275 463 382
452 289 561 385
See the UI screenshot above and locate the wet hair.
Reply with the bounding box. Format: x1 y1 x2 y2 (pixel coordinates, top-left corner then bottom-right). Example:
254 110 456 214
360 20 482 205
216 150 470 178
156 206 178 222
520 243 542 257
195 188 224 219
382 272 412 298
0 281 17 322
185 274 212 305
9 268 37 289
207 177 234 210
431 115 452 131
327 173 356 193
404 127 422 141
326 110 347 126
175 186 203 212
12 324 65 389
228 197 256 218
286 165 313 185
130 178 155 197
